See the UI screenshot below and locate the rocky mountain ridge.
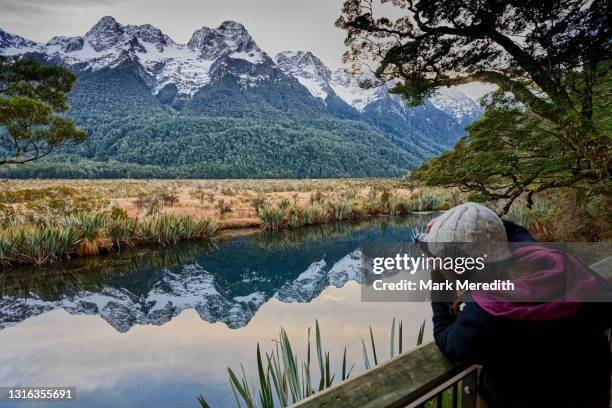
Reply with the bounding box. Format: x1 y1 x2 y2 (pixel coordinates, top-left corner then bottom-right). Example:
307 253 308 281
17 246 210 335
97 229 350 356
0 17 480 122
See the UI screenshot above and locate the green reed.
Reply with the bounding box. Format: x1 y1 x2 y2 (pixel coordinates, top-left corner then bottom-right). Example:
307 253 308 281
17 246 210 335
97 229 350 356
198 319 427 408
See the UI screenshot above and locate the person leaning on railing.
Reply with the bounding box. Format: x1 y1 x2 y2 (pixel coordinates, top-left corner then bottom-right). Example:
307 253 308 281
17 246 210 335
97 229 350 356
415 203 612 408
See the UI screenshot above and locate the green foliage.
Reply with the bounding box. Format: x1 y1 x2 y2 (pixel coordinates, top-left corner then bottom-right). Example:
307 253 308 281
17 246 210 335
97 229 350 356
303 204 327 225
110 206 129 219
0 225 81 266
259 205 285 231
414 191 440 212
133 188 179 215
198 319 423 408
388 196 414 216
0 65 431 178
411 89 610 213
332 200 353 221
255 189 459 232
0 212 217 267
209 321 337 408
506 198 557 232
339 0 611 197
251 194 269 215
0 56 87 165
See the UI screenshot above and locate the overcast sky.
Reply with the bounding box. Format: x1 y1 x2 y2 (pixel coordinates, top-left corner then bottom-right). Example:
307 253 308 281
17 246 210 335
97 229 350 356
0 0 494 100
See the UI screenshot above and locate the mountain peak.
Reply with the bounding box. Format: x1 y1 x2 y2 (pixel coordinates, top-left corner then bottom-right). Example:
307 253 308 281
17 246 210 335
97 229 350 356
127 23 171 50
86 16 124 51
87 16 122 36
429 87 482 125
275 50 333 99
188 20 259 60
218 20 248 32
0 28 38 52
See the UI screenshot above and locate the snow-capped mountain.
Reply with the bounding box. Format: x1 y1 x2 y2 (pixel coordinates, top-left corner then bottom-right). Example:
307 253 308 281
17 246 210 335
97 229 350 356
275 51 333 99
275 51 385 111
0 17 484 178
274 50 481 124
429 87 483 126
0 29 37 50
0 250 363 333
1 16 275 97
271 50 481 149
0 17 479 124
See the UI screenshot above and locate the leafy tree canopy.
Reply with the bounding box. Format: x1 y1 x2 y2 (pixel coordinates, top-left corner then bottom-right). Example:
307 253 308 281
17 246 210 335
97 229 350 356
337 0 611 189
0 56 87 165
411 91 597 213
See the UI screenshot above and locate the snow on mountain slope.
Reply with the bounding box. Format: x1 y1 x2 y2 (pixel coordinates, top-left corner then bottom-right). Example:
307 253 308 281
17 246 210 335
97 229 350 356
274 51 384 110
0 17 273 97
0 29 39 54
274 50 482 124
275 51 332 99
329 70 388 111
429 87 483 125
0 17 481 126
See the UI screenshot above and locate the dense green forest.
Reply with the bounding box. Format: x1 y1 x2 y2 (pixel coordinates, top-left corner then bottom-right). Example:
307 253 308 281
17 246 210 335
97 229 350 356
1 62 449 178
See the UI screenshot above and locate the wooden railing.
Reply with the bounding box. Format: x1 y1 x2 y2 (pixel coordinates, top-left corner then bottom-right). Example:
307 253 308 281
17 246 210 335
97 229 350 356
291 341 478 408
292 256 611 408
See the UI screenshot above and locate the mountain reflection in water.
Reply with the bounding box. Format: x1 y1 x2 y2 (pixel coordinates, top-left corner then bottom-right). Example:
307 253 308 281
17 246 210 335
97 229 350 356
0 216 436 408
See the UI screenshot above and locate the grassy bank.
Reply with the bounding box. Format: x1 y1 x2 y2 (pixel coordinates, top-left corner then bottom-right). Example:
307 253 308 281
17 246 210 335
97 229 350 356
0 179 463 267
0 213 218 267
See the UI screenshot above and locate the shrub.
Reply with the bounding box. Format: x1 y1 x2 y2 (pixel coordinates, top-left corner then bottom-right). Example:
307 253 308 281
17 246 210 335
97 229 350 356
64 213 113 256
414 191 440 211
388 196 415 216
251 193 269 215
310 190 323 204
195 218 218 237
107 217 138 247
278 198 291 211
287 206 305 229
10 225 81 265
110 206 129 219
364 197 385 215
259 205 285 231
332 200 353 221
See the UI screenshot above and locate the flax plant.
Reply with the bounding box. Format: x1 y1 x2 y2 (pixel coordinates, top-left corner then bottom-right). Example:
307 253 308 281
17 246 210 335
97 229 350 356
199 319 426 408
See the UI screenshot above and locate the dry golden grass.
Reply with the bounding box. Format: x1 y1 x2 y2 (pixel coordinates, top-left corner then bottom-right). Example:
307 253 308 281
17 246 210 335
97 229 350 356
1 178 454 230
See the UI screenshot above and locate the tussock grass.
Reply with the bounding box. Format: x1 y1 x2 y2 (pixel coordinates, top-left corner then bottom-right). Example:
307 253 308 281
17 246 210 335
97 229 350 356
0 178 465 266
259 205 285 231
0 212 217 267
253 188 462 232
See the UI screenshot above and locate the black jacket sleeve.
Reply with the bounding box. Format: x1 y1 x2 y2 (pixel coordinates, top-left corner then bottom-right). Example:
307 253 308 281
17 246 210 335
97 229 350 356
432 297 491 362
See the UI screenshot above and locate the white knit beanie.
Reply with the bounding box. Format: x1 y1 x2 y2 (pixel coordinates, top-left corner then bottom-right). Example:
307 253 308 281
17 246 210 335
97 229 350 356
420 202 512 262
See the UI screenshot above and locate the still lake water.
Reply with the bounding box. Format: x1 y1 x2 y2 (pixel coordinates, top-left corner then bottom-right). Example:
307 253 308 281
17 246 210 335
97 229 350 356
0 215 435 408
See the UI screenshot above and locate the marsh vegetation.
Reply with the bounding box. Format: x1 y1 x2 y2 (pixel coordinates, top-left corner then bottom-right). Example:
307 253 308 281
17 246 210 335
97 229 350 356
0 179 463 267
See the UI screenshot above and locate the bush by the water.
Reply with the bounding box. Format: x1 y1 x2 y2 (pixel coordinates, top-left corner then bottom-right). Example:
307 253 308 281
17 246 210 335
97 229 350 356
0 213 217 267
253 188 461 232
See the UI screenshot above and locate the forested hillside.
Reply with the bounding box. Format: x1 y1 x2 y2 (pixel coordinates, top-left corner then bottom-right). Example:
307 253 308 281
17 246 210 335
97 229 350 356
0 17 481 178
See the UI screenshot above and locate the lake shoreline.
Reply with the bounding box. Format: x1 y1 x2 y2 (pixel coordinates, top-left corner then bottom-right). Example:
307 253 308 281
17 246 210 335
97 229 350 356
0 212 440 270
1 179 460 269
